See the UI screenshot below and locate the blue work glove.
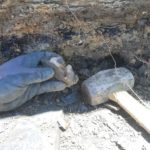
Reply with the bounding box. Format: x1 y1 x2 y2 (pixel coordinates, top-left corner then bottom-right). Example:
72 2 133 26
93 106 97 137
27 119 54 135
0 51 67 112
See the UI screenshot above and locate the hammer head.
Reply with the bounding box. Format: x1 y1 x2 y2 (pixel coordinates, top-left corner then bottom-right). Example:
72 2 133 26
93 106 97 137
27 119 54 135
81 67 134 106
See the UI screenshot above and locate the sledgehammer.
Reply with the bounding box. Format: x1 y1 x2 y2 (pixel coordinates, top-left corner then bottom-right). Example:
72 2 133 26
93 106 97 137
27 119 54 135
82 67 150 134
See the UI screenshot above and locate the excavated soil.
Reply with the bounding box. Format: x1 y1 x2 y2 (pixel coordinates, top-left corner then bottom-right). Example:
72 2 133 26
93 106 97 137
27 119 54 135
0 1 150 147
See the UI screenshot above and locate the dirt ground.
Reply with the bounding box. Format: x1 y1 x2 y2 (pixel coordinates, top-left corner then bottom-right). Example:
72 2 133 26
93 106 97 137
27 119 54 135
0 0 150 149
0 46 150 149
0 82 150 150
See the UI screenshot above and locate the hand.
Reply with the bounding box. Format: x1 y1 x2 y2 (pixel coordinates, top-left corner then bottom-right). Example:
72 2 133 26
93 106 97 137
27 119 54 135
0 51 67 112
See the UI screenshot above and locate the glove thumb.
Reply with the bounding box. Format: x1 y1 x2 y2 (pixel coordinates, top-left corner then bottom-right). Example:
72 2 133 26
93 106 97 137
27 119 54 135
20 68 54 85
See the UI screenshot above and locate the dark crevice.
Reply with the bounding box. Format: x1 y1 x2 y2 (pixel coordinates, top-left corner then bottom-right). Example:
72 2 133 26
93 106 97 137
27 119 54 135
68 54 126 81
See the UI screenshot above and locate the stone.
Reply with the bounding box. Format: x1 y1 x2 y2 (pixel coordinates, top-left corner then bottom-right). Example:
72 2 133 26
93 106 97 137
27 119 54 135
57 116 70 131
41 57 79 86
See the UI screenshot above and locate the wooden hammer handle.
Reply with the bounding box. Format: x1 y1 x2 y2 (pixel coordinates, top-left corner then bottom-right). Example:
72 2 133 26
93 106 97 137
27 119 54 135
109 91 150 134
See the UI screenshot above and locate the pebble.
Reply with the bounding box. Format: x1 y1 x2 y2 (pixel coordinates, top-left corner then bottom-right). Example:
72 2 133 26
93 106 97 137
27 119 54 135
57 117 70 131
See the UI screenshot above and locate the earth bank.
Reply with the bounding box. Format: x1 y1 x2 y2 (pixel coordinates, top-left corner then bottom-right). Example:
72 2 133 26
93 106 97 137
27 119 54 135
0 0 150 150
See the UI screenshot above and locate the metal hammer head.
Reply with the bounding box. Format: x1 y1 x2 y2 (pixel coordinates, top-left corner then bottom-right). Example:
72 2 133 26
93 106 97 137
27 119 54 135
81 67 134 106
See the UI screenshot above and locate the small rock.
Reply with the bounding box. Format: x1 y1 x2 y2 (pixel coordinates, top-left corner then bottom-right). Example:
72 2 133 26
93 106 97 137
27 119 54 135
56 110 70 131
57 117 70 131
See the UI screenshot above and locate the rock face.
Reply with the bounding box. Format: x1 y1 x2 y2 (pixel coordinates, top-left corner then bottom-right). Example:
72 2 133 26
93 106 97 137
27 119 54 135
0 0 150 61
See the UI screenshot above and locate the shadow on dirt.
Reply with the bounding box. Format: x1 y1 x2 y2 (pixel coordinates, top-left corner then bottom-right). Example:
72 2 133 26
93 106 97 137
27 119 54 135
104 101 150 143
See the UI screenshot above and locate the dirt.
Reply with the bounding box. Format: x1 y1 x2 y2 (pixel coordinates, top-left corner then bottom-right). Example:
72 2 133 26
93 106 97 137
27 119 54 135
0 1 150 148
0 86 150 150
0 41 150 149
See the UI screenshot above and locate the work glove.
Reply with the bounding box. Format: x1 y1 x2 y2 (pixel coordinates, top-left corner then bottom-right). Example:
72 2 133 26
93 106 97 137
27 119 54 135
0 51 68 112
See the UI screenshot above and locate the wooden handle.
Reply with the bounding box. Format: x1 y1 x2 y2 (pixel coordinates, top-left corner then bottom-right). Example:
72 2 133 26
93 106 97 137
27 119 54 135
109 91 150 134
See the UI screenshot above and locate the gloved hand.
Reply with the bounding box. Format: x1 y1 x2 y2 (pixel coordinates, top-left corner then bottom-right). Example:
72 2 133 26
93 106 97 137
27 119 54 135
0 51 68 112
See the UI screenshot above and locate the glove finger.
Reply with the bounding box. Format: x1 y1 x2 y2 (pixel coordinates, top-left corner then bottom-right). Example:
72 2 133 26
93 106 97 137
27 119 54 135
37 80 67 95
0 93 29 112
23 51 60 67
0 79 27 104
0 85 39 112
0 80 66 112
20 68 54 85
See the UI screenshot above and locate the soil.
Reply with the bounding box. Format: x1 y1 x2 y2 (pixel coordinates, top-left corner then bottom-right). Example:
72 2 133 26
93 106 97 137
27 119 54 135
0 1 150 148
0 39 150 149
